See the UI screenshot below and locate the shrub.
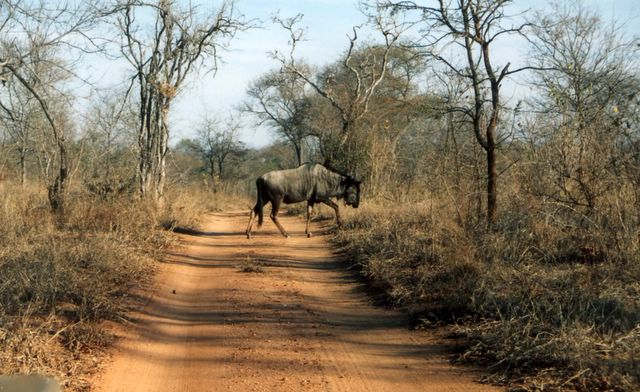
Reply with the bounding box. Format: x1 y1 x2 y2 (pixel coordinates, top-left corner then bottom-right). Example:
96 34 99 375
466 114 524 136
333 196 640 391
0 182 218 390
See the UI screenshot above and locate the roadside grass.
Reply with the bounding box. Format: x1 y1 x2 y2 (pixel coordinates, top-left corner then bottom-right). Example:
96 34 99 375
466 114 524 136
161 187 253 231
333 196 640 391
0 182 218 391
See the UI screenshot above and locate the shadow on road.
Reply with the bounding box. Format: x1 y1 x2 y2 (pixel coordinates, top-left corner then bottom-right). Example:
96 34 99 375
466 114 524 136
100 211 498 392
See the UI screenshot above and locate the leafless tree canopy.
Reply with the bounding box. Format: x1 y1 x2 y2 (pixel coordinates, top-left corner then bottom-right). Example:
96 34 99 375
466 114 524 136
195 116 245 192
114 0 247 202
0 0 105 211
244 69 312 166
271 13 408 172
374 0 542 225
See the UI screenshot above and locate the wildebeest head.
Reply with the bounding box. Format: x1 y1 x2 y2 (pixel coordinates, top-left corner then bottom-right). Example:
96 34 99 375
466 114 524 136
342 176 361 208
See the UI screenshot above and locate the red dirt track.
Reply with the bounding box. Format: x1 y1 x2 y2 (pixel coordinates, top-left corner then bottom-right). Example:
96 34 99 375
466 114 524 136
93 211 501 392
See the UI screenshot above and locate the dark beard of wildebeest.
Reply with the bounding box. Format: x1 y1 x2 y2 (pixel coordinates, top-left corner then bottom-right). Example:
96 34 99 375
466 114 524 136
246 163 361 239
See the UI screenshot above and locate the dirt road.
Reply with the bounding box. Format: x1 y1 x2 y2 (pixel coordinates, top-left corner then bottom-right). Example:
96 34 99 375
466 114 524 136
94 211 501 392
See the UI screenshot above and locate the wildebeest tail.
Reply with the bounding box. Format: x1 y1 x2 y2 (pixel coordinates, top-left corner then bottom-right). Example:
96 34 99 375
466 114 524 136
256 177 265 228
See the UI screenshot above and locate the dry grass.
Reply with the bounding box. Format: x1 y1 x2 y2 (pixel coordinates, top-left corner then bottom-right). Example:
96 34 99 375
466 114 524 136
0 181 220 391
333 195 640 391
160 185 252 231
238 256 266 273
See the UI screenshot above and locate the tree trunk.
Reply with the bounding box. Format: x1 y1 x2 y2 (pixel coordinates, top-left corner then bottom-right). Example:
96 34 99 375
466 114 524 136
48 142 68 214
137 82 170 206
155 118 169 205
217 160 223 183
19 147 26 187
294 142 303 166
486 139 497 226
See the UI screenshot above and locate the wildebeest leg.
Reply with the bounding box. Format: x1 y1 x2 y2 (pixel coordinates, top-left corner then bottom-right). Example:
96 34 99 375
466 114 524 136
246 209 257 239
321 199 342 226
247 179 266 239
270 199 289 238
305 202 314 238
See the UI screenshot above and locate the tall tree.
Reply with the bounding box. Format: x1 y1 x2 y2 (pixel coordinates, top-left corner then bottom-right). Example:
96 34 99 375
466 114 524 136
81 89 138 184
378 0 537 226
196 116 245 192
114 0 247 203
0 0 103 212
0 72 39 186
273 13 404 172
308 44 429 186
527 0 640 210
245 69 311 166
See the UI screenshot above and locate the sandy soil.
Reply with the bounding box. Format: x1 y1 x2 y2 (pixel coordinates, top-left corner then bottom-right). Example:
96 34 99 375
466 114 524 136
93 211 502 392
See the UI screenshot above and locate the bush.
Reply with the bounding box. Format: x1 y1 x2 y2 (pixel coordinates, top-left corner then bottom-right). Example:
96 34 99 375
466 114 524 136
333 196 640 391
0 181 218 391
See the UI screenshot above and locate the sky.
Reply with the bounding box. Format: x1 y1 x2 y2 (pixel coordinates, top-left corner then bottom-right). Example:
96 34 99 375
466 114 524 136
120 0 640 149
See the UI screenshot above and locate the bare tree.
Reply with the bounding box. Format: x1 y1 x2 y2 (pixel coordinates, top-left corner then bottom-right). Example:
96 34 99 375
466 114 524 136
114 0 247 203
272 13 405 170
527 0 640 210
81 88 138 187
0 0 103 211
378 0 538 226
196 116 245 192
244 69 311 166
0 75 38 186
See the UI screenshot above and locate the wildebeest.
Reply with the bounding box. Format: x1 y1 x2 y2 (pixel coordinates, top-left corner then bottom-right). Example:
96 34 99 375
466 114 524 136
246 163 361 238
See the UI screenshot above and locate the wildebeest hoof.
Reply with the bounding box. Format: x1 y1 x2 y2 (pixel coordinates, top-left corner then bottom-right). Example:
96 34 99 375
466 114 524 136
246 233 252 239
307 233 312 238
